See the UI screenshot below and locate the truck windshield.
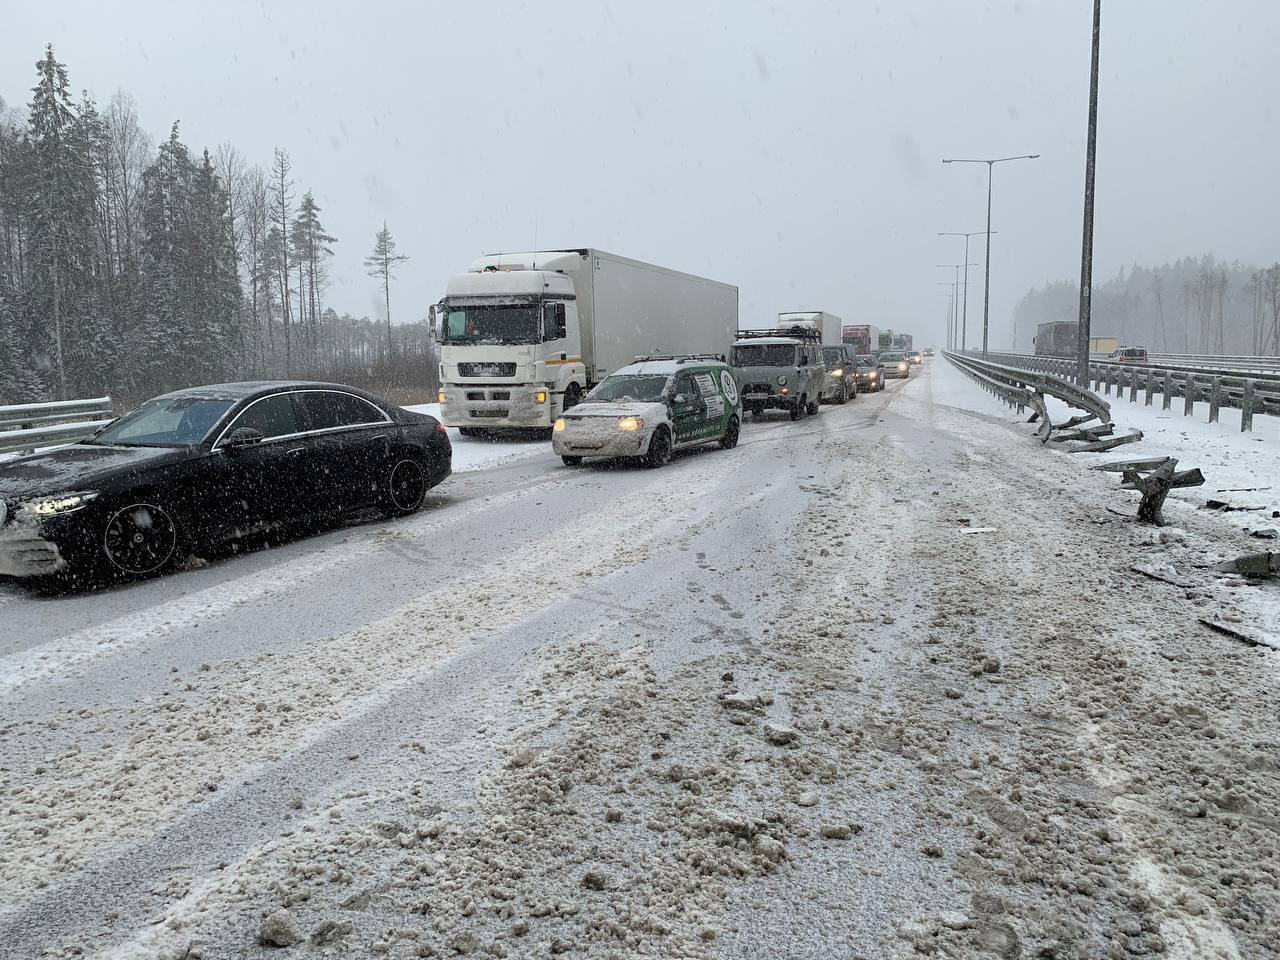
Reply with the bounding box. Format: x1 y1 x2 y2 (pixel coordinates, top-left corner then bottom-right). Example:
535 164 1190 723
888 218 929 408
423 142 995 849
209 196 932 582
586 375 671 403
441 304 541 345
732 345 796 367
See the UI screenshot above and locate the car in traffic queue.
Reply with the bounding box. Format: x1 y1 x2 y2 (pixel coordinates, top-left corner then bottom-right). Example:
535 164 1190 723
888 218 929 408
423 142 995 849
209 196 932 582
853 354 886 392
880 351 912 379
552 356 741 468
1107 346 1150 365
0 381 452 582
820 345 859 404
730 327 827 421
906 350 924 366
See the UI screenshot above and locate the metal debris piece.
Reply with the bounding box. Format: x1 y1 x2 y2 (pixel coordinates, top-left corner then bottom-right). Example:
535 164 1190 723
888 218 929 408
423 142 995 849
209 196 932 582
1068 429 1142 453
1212 551 1279 578
1199 618 1280 651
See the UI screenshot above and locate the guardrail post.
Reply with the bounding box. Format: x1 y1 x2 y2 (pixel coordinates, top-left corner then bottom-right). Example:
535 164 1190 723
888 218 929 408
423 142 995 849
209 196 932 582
1162 369 1172 410
1183 374 1196 417
1129 370 1139 402
1241 380 1255 432
1208 377 1222 423
1144 369 1154 406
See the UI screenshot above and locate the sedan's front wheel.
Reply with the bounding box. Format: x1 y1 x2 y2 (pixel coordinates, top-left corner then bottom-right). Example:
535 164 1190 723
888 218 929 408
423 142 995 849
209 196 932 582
103 502 180 576
381 458 427 517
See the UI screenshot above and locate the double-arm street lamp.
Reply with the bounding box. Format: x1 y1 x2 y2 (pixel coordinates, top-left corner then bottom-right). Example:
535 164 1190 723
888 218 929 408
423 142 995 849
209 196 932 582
937 231 995 353
937 263 980 352
942 155 1039 357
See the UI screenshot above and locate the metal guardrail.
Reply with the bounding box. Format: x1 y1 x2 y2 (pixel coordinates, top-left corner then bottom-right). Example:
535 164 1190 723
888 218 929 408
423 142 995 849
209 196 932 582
0 397 115 455
983 352 1279 433
944 351 1111 435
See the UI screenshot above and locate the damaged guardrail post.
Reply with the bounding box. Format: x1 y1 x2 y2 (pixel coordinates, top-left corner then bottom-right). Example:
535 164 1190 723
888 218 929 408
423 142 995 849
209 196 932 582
1116 457 1207 525
1241 380 1254 432
1209 377 1222 423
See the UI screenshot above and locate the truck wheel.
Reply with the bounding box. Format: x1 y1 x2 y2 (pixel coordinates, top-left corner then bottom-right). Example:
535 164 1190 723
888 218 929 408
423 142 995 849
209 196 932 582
719 415 740 450
561 455 583 467
644 428 672 468
789 401 801 421
806 397 820 416
563 383 582 411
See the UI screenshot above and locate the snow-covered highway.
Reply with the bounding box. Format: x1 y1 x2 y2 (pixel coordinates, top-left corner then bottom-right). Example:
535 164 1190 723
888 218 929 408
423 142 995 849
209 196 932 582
2 362 1277 959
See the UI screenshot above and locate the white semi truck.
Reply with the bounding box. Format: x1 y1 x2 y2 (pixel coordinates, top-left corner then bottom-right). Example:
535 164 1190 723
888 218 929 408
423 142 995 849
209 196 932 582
777 311 842 344
432 249 738 434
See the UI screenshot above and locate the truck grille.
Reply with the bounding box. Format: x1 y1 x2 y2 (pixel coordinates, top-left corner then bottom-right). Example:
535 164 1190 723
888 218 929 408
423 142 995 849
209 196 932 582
458 362 516 378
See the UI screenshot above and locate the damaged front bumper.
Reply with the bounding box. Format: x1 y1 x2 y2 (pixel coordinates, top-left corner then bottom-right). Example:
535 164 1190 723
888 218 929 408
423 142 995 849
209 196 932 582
552 428 652 460
0 513 66 577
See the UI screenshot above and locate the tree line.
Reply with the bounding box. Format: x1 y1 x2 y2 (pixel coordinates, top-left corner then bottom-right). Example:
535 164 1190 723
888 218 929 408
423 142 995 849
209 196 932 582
1014 255 1280 356
0 45 429 407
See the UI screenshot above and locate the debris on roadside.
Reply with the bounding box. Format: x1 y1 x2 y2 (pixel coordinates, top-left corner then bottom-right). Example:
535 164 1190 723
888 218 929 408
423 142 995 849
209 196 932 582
1066 429 1143 453
1131 561 1197 590
1212 551 1279 579
1202 499 1267 513
1199 618 1280 651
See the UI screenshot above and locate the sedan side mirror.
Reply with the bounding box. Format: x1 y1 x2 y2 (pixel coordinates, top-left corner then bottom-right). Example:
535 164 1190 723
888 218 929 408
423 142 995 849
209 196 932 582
224 427 264 450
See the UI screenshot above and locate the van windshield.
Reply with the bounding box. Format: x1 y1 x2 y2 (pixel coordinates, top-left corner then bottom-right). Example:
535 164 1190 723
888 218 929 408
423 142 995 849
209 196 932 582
732 344 796 367
440 303 541 345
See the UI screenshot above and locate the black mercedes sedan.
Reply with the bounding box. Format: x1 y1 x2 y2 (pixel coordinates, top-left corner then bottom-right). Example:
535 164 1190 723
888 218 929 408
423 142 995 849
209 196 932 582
0 381 451 581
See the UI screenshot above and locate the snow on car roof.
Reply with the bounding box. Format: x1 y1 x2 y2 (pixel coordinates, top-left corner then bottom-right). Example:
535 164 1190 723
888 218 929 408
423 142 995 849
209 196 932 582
611 359 719 376
731 337 801 346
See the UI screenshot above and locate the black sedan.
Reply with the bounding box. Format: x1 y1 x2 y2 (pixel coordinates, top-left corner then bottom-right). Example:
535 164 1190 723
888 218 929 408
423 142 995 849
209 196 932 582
853 354 886 392
0 381 451 582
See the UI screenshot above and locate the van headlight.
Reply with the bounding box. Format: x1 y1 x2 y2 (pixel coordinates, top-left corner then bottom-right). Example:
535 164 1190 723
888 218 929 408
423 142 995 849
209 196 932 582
28 491 99 516
617 416 644 431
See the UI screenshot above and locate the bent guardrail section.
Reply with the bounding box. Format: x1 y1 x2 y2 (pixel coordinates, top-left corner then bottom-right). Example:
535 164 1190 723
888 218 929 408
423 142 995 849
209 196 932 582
984 351 1280 433
0 397 115 456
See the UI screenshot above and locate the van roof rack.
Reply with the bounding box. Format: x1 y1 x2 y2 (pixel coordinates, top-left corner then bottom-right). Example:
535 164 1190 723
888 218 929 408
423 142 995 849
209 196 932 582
631 354 726 364
734 326 821 342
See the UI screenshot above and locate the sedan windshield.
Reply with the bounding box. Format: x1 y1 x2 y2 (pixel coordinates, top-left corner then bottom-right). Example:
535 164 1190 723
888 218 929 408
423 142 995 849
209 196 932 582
586 375 670 403
822 349 846 366
91 396 234 447
857 355 876 365
440 303 540 345
732 344 796 367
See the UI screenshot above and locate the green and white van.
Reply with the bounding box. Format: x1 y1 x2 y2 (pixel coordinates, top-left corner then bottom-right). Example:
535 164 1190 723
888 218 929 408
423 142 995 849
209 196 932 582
552 356 742 468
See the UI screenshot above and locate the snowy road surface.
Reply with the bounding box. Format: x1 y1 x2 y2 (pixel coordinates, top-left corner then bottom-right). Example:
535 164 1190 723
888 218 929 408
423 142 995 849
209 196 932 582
2 363 1278 959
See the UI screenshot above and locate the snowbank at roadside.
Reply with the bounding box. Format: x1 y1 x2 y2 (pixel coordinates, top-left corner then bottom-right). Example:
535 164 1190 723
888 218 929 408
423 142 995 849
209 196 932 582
403 402 548 472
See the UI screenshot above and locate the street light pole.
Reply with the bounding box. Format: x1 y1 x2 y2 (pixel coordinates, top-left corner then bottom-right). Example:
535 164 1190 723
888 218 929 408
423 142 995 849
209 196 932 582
942 155 1040 357
939 230 996 352
1076 0 1102 384
937 262 980 351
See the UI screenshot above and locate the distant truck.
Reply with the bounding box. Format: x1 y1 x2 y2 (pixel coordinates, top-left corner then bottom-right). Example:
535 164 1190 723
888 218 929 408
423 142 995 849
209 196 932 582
841 323 880 355
431 249 738 434
1033 321 1119 358
891 333 913 351
777 311 842 344
877 330 894 352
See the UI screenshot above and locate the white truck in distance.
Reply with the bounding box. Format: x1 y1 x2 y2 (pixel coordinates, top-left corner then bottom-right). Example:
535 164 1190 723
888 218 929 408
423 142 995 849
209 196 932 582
777 311 842 344
433 249 738 435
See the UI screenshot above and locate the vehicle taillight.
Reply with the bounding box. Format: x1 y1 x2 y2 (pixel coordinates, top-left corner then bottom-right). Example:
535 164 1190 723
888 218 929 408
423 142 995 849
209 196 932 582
436 422 447 434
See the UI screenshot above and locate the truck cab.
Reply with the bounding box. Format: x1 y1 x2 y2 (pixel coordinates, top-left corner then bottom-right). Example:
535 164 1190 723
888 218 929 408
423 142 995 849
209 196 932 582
433 262 586 434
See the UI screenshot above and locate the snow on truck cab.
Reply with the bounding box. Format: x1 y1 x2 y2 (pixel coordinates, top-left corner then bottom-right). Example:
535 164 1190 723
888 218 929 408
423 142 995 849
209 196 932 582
431 249 737 436
552 356 741 468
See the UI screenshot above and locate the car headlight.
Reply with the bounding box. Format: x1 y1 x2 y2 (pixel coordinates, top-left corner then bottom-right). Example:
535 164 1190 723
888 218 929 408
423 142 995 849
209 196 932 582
898 363 907 370
617 416 644 431
29 491 99 516
777 375 788 386
829 368 843 378
869 371 878 378
553 418 566 432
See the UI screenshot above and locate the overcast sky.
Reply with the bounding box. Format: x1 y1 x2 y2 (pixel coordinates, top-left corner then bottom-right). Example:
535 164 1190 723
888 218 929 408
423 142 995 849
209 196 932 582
4 1 1278 349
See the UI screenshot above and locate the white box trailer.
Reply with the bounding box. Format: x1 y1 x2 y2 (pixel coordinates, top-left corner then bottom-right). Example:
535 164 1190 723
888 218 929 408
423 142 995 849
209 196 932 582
433 249 737 432
777 311 843 345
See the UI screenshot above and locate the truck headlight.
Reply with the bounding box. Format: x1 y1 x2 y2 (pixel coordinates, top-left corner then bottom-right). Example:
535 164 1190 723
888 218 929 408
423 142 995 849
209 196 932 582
553 418 566 432
534 391 547 403
29 491 99 516
437 391 447 404
617 416 644 431
777 375 788 386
